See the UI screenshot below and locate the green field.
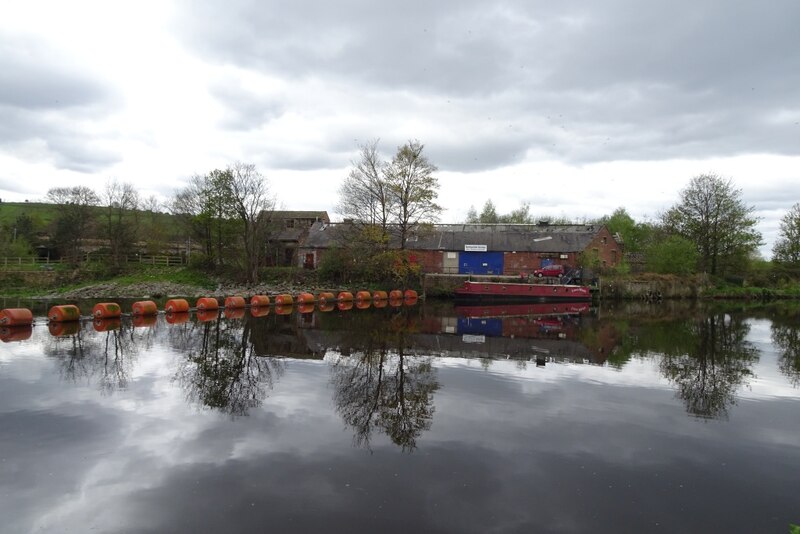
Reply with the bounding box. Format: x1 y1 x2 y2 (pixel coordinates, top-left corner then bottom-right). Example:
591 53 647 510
0 201 60 229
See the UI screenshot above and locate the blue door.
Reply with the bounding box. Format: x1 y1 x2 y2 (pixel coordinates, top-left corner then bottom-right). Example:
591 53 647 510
458 317 503 337
540 258 554 267
459 252 504 275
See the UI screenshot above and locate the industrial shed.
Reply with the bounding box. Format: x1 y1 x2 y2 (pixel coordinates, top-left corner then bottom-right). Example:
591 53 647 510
298 222 622 275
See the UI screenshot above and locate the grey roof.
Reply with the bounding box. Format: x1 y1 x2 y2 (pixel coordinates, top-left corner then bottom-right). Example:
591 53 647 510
270 210 330 222
302 222 604 253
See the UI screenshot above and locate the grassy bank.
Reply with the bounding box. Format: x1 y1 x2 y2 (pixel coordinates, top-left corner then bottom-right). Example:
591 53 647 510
0 264 217 298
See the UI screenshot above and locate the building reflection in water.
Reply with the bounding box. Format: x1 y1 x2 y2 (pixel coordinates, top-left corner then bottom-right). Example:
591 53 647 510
31 299 784 433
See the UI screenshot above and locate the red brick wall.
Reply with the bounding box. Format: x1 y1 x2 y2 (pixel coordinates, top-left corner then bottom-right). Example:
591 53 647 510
410 250 443 273
585 227 622 268
503 252 579 275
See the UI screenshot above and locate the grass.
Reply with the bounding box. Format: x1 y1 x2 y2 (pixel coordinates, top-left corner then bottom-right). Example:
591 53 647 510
0 201 59 229
0 265 217 297
108 265 217 288
705 281 800 299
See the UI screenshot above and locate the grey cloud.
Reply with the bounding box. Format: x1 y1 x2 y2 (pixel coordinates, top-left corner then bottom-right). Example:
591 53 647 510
258 146 345 171
176 0 514 97
0 106 121 173
0 35 120 173
46 135 121 173
0 176 31 195
0 35 111 110
209 82 286 130
173 0 800 168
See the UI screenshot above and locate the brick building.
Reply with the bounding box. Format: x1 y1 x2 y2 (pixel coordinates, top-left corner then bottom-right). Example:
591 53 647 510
298 221 622 274
266 211 330 266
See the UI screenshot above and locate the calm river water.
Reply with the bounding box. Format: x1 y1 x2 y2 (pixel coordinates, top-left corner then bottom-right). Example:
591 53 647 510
1 299 799 533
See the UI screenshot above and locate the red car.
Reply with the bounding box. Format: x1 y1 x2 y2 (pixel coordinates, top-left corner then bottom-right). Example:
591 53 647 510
532 264 565 278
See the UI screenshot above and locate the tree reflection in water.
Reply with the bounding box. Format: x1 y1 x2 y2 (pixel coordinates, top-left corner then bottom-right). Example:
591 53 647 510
659 313 759 419
44 320 142 395
770 310 800 387
329 312 439 451
173 315 285 417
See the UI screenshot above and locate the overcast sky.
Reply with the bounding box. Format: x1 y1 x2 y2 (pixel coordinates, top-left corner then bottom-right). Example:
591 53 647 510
1 0 798 255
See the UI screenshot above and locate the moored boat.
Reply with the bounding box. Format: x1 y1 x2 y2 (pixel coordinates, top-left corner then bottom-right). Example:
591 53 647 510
453 279 592 302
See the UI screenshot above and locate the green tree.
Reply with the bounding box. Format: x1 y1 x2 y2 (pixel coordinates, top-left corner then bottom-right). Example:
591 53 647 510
103 180 140 269
500 202 535 224
228 162 275 284
466 200 536 224
478 199 499 223
172 172 239 268
663 173 761 276
385 140 442 249
337 139 394 247
599 207 651 253
46 186 100 262
773 202 800 266
645 234 698 274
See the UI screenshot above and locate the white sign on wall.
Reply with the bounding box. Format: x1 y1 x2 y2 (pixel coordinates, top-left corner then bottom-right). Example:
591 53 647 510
464 244 488 252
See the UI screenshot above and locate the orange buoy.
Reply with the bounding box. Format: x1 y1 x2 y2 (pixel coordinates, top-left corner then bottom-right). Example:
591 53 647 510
356 300 371 310
372 290 388 300
318 302 335 312
93 302 121 320
250 306 270 317
317 292 335 304
48 305 81 322
165 299 189 313
132 300 158 316
298 303 315 314
337 291 353 302
251 295 270 307
224 308 246 320
0 308 33 326
355 291 371 301
196 297 219 311
404 296 418 306
275 304 293 315
373 299 388 308
93 318 121 332
389 297 403 307
224 296 246 309
133 315 157 328
337 301 353 311
48 321 81 337
296 292 315 305
165 311 189 324
389 290 403 300
1 325 32 342
403 289 418 299
275 294 293 306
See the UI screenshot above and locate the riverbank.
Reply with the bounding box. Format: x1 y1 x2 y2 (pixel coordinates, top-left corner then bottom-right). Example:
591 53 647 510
3 266 798 301
0 265 404 300
422 272 800 300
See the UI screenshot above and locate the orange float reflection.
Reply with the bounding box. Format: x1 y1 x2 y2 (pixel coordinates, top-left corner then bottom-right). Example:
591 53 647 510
0 325 33 342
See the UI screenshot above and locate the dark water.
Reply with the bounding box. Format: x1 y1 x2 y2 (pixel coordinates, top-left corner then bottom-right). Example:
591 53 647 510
1 299 799 533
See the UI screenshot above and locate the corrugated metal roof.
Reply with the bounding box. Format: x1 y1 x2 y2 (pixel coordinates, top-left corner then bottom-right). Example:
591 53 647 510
302 222 602 253
269 210 330 221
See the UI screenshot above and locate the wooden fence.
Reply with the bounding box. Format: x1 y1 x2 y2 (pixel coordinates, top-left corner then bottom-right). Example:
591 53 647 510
0 254 186 271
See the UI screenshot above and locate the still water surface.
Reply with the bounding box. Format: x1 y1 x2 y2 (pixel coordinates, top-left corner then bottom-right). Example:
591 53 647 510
1 300 799 533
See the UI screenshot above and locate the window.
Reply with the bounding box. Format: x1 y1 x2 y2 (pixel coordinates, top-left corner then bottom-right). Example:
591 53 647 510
285 219 295 229
602 236 607 244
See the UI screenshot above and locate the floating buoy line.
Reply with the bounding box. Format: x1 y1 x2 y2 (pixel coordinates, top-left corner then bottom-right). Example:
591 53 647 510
0 290 419 341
